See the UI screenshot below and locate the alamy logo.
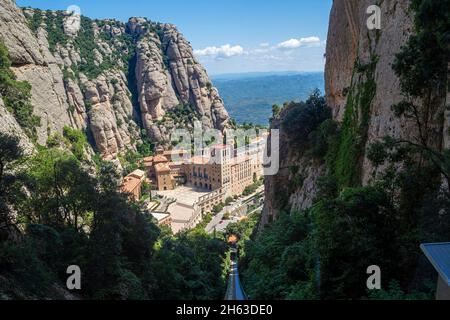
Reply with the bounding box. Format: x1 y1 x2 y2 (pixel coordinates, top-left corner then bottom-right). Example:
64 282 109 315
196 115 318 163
66 265 81 290
366 265 381 290
65 5 81 34
366 5 381 30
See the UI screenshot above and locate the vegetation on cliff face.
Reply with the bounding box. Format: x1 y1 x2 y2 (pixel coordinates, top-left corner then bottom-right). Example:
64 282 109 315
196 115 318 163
0 132 227 300
0 41 40 139
47 126 89 161
329 57 377 189
28 11 124 80
44 11 69 53
268 90 335 211
22 8 229 158
240 0 449 300
72 17 115 79
370 0 450 188
393 0 449 101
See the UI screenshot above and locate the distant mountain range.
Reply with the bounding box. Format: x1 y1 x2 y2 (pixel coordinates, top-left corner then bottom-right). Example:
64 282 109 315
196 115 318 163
211 72 325 126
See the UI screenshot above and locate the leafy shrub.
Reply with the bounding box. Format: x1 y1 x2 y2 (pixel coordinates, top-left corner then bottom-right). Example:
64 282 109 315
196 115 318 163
368 280 434 300
307 119 339 159
63 126 88 160
281 89 331 148
26 224 63 267
0 238 56 297
242 179 263 196
312 187 400 299
213 203 225 214
392 0 449 98
225 197 234 205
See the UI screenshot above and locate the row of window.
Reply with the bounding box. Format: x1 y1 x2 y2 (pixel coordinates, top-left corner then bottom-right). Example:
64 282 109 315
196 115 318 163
193 182 213 190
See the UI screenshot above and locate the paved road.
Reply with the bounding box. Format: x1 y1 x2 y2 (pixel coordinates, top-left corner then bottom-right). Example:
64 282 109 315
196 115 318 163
225 249 246 300
206 212 239 234
206 188 265 234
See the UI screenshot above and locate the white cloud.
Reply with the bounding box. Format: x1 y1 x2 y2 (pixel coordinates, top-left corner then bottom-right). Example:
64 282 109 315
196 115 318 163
299 36 322 44
195 37 326 74
194 44 245 59
276 37 321 50
277 38 302 49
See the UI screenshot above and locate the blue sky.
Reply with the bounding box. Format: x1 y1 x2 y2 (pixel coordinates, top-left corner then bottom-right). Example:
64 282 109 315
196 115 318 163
17 0 332 75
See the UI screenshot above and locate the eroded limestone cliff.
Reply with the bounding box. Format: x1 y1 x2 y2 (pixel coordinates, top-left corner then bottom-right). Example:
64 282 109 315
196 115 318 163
262 0 448 224
130 19 229 145
0 0 229 160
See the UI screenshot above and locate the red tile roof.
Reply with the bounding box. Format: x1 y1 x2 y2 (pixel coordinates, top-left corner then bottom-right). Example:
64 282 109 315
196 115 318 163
153 155 169 163
164 149 189 156
120 176 141 193
190 156 211 165
155 163 171 173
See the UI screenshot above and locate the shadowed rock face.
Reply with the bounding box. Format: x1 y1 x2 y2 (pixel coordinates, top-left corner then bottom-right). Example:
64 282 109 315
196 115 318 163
261 106 326 228
324 0 419 185
262 0 447 225
0 1 229 160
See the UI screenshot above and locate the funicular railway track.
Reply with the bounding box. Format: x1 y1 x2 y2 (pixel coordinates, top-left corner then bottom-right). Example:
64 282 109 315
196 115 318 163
225 246 247 300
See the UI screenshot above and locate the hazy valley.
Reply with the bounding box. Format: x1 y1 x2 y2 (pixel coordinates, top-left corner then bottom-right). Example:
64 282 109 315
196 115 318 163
213 72 324 126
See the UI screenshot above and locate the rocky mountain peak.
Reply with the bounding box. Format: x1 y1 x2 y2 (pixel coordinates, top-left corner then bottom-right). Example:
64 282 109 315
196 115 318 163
0 0 230 161
126 17 151 36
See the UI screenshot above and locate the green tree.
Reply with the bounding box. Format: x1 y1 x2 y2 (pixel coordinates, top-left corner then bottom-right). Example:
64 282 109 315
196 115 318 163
213 203 225 214
22 149 96 231
313 187 400 299
281 89 331 148
225 197 234 206
271 104 281 118
0 133 24 240
62 126 88 161
241 211 316 300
